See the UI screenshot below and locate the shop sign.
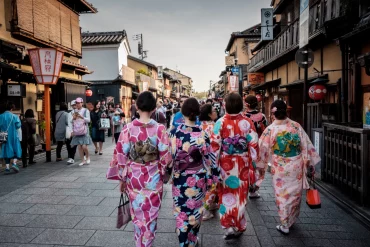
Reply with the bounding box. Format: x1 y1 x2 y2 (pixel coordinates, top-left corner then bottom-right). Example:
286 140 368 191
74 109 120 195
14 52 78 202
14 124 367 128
261 8 273 41
225 56 234 66
143 81 149 92
228 75 239 92
248 73 265 85
7 85 21 96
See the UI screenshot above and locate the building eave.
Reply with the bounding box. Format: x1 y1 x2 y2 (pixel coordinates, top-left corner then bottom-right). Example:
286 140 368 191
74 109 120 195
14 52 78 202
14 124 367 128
128 55 157 69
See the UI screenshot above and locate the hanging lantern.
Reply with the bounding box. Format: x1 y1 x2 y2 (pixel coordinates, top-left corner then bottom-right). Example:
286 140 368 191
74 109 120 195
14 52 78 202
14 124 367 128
28 48 64 85
256 94 262 102
86 88 93 97
309 84 327 100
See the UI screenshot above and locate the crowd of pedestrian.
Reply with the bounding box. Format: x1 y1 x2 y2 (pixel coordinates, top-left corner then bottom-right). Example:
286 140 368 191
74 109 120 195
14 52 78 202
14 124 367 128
107 91 320 247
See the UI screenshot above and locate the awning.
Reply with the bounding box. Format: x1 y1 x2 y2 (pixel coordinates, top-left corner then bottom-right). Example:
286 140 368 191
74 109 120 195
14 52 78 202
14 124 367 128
279 74 328 88
251 78 281 91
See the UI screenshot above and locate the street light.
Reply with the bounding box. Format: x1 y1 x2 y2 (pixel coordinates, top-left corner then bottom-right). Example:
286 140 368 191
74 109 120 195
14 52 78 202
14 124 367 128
28 48 64 162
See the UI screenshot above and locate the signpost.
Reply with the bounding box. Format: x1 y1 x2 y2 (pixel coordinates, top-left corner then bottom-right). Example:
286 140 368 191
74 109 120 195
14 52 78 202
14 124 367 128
261 8 274 41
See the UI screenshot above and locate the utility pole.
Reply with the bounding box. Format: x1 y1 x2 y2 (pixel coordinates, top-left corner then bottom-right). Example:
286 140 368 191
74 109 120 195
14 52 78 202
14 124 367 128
133 34 148 60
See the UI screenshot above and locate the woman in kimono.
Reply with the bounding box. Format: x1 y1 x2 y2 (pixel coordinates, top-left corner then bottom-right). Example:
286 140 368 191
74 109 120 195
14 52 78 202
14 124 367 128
199 103 219 221
0 101 22 173
257 100 320 235
169 98 220 247
107 91 172 247
211 92 259 240
244 95 269 199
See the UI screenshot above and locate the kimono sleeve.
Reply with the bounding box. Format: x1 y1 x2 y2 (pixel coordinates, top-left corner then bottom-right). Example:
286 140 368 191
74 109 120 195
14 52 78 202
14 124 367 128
246 119 259 162
299 126 321 167
203 131 221 184
168 128 177 168
210 118 223 169
257 127 273 170
106 125 131 181
157 125 172 174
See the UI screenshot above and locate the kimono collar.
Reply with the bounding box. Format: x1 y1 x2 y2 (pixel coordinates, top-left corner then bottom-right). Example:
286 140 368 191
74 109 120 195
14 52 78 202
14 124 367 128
273 117 290 126
224 113 243 120
132 119 156 127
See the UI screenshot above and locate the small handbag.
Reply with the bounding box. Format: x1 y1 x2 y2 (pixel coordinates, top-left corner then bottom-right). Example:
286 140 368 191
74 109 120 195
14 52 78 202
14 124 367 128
99 118 111 130
306 177 321 209
117 193 131 228
0 115 14 144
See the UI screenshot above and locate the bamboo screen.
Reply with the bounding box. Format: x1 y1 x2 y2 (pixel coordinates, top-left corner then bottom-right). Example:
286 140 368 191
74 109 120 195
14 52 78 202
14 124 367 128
15 0 82 55
16 0 33 33
48 0 61 44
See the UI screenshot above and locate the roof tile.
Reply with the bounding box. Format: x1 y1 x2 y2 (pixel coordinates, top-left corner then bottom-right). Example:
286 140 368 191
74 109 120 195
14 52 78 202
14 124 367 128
82 31 127 45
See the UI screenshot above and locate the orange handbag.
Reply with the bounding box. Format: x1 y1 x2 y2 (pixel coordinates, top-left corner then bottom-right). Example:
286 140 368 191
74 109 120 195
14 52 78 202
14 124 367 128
306 177 321 209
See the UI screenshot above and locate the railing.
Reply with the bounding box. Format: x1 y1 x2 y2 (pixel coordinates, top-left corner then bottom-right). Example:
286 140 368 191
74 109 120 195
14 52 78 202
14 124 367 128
322 123 370 206
248 0 341 71
307 103 339 139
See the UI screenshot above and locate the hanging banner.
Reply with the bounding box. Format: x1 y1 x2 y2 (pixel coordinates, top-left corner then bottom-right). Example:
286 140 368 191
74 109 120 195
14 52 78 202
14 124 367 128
248 73 265 85
228 75 239 92
299 0 309 48
261 8 273 41
158 66 163 80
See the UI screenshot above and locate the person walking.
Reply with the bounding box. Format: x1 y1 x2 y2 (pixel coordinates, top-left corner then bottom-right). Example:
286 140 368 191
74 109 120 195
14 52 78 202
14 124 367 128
71 97 91 166
210 92 259 240
66 100 78 164
169 98 220 247
112 111 125 144
244 95 269 199
199 103 219 221
130 99 138 122
257 100 320 235
163 99 172 129
0 102 22 173
21 109 37 167
171 96 200 130
107 103 115 137
107 91 172 247
244 95 268 137
151 101 167 126
90 101 106 155
54 103 70 162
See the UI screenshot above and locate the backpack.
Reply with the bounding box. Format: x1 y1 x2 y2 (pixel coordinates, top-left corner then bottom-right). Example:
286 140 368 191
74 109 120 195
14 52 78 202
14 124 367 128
72 109 87 136
249 112 267 137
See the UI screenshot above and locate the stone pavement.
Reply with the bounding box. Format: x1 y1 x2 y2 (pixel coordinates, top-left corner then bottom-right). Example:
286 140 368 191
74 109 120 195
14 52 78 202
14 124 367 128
0 143 370 247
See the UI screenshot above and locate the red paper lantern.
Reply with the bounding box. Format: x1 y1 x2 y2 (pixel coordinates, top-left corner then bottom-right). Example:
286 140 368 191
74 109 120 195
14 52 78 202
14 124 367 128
256 94 262 102
86 89 93 97
309 84 327 100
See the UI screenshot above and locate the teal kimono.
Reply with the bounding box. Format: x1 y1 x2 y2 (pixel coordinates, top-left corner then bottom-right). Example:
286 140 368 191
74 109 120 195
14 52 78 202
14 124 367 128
0 111 22 159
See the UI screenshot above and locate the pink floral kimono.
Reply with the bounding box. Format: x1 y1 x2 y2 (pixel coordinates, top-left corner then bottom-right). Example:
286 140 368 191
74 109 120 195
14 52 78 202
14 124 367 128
257 118 320 228
107 119 172 247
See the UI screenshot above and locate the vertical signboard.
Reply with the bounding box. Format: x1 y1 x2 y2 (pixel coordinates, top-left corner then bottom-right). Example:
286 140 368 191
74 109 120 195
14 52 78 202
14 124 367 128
228 75 239 92
143 81 149 92
158 66 163 80
261 8 273 41
299 0 309 48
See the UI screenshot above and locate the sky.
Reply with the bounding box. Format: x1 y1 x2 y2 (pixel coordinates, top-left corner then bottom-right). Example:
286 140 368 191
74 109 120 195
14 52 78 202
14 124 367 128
80 0 271 92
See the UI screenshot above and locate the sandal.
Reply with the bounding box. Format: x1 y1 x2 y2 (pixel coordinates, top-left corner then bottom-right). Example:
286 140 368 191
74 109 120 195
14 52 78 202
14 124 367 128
276 225 289 235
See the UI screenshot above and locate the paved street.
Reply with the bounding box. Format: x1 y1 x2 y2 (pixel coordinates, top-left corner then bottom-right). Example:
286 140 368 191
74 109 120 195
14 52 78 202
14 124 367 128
0 143 370 247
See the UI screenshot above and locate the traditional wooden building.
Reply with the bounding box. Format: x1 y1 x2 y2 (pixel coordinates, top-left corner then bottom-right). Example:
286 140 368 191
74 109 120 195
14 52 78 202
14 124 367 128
81 30 134 117
248 0 347 131
0 0 96 139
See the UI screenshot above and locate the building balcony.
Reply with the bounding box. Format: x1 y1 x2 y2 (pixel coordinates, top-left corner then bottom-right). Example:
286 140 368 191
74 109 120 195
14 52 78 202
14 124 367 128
248 0 342 73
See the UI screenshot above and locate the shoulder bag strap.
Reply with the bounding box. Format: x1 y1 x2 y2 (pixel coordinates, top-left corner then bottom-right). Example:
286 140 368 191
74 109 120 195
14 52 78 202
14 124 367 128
6 115 14 132
56 112 64 125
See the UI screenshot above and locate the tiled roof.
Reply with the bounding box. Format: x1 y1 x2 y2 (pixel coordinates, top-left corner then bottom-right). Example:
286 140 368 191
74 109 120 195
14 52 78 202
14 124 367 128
82 31 127 46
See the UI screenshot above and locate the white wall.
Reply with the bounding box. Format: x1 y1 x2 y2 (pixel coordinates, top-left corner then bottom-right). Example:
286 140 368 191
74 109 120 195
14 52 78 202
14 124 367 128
118 40 130 74
81 45 119 81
